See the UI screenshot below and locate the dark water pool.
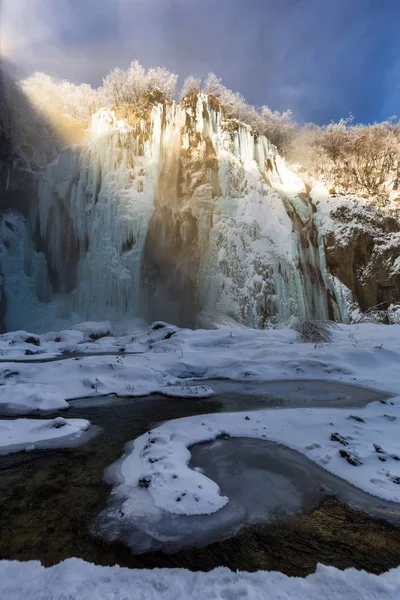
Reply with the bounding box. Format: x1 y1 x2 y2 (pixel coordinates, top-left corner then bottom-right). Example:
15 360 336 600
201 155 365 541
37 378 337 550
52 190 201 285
0 380 397 565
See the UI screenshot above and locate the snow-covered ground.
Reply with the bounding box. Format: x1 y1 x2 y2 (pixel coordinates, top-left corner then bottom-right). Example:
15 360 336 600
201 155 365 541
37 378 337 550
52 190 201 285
0 320 399 452
0 383 69 414
103 398 400 529
0 559 399 600
0 417 91 454
0 320 400 596
1 320 400 401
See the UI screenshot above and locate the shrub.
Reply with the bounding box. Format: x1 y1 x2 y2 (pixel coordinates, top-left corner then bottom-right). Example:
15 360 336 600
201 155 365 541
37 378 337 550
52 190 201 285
293 320 337 343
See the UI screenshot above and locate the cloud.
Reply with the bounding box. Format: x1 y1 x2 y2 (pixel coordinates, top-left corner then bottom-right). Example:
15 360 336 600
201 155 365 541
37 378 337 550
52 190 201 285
1 0 67 59
1 0 399 124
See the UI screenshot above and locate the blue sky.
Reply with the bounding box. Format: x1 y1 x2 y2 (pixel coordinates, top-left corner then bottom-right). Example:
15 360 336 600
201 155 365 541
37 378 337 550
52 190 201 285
1 0 399 124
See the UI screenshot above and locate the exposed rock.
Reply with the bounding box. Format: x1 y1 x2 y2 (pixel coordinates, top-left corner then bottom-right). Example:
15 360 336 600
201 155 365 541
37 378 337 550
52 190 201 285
348 415 365 423
324 202 400 312
374 443 385 454
339 449 362 466
24 336 40 346
330 432 349 446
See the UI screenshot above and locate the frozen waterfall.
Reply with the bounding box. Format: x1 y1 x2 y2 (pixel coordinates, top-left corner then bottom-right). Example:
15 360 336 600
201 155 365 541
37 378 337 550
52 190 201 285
1 95 351 331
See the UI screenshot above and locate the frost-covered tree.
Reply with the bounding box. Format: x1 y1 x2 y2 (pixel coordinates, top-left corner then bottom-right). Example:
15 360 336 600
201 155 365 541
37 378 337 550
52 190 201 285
288 115 400 205
180 75 202 98
59 80 104 122
146 66 178 100
102 62 146 107
3 59 399 206
259 106 296 154
102 61 177 119
318 116 354 163
204 72 248 121
21 72 105 129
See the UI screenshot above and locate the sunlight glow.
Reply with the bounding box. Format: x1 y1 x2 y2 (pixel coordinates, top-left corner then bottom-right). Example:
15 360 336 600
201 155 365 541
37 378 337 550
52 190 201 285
0 35 14 60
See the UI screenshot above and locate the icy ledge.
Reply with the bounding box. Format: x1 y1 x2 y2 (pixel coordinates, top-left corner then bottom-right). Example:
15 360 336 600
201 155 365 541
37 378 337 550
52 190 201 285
0 417 91 455
0 559 399 600
0 383 69 414
104 399 400 520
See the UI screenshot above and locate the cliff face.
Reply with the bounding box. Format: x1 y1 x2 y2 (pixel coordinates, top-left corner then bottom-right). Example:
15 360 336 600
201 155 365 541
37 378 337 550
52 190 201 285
317 197 400 315
1 93 399 331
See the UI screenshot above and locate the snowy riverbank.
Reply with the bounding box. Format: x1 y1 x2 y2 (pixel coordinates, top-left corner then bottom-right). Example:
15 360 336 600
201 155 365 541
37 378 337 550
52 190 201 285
0 321 399 597
0 417 91 454
0 559 399 600
1 321 400 406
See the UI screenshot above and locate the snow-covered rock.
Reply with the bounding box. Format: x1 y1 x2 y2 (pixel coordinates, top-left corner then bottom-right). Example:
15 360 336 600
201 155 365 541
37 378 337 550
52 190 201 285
0 383 68 414
71 321 113 340
0 417 90 455
102 398 400 531
0 321 400 401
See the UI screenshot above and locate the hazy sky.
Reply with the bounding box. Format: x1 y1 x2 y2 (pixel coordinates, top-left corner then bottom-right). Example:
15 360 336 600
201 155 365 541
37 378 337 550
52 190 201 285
1 0 399 124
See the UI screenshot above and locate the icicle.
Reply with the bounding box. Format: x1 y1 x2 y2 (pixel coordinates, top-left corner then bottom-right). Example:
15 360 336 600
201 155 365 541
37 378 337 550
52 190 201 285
30 96 340 329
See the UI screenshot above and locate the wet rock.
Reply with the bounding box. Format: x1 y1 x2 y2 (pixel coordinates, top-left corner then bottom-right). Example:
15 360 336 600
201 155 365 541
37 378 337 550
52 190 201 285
138 477 151 489
216 431 231 440
348 415 365 423
51 418 66 429
330 432 349 446
383 414 396 421
339 449 362 466
163 331 175 340
2 370 19 379
24 336 40 346
89 331 111 341
149 322 167 330
373 443 385 454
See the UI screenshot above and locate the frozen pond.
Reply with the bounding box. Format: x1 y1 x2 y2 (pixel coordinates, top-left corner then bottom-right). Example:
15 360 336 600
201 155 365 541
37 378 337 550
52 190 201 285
195 379 390 409
0 379 397 563
97 435 400 554
192 437 400 534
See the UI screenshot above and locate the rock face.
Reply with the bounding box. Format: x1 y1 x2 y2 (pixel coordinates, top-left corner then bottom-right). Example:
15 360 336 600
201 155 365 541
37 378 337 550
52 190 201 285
1 92 399 331
322 201 400 313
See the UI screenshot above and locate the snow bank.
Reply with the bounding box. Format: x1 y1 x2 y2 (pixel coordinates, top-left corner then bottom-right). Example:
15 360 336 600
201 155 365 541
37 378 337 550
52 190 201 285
103 398 400 526
0 559 398 600
1 322 400 403
0 320 179 359
0 383 68 414
0 354 215 404
0 417 91 455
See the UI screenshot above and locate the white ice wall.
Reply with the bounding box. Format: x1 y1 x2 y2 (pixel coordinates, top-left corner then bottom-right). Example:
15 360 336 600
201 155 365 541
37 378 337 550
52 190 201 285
0 214 73 332
25 95 351 329
37 108 164 321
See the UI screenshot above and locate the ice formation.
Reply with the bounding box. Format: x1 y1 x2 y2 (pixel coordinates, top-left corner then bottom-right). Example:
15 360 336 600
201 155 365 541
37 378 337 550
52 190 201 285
2 95 352 330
